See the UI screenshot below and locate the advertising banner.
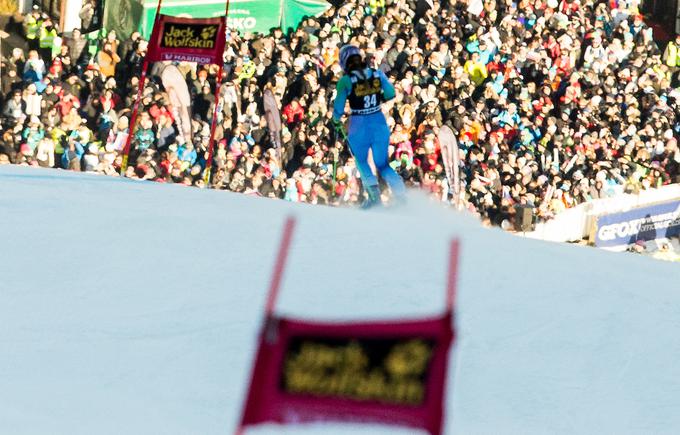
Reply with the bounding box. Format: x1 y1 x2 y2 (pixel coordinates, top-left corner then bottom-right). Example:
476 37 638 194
146 15 226 64
439 125 460 206
104 0 331 42
240 312 454 435
263 89 282 159
135 0 331 38
593 200 680 248
103 0 144 40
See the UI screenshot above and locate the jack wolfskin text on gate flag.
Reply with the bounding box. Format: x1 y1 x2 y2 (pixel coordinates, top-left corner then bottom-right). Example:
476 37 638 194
147 15 226 64
240 312 454 435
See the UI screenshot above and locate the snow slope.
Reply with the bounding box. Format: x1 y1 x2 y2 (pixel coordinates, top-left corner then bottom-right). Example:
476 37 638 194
1 165 680 435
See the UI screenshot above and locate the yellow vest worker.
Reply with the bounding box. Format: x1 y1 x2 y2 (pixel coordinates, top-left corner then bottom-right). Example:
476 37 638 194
664 39 680 68
40 26 57 49
25 15 41 40
238 60 257 81
464 54 488 86
369 0 385 14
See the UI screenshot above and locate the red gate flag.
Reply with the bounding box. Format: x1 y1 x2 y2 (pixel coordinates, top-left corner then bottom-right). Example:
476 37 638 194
237 217 460 435
120 0 231 178
147 15 227 64
240 312 454 435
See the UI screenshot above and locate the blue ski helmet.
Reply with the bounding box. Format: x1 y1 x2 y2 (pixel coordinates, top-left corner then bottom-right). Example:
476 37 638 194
339 45 362 72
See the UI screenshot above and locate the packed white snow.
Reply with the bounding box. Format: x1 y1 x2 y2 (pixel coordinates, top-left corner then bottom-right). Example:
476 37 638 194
1 165 680 435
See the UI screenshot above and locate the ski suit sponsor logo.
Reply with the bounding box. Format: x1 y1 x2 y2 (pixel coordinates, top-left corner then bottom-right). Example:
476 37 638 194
354 79 381 97
350 106 382 115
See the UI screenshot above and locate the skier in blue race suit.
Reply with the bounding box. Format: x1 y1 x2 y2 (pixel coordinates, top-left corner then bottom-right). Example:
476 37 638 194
332 45 406 208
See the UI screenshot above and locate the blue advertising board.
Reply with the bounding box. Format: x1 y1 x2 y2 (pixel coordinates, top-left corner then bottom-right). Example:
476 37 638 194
594 200 680 248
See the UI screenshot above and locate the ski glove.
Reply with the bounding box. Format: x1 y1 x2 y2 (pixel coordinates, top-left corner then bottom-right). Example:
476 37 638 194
332 118 345 136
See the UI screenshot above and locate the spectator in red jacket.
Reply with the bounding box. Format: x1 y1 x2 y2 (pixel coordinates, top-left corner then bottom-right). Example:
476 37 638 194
282 99 305 128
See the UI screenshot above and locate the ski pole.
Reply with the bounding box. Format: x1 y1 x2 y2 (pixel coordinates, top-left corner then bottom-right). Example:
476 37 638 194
334 124 374 204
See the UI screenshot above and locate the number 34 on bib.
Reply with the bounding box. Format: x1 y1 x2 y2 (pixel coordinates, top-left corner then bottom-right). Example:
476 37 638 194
363 94 378 108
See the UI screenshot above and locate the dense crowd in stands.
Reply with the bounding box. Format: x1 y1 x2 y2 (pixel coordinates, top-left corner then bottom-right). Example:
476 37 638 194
2 0 680 227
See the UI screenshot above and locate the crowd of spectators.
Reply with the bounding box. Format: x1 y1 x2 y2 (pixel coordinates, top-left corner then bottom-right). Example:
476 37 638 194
2 0 680 227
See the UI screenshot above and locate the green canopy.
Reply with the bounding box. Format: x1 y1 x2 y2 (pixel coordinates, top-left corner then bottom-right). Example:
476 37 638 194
104 0 331 40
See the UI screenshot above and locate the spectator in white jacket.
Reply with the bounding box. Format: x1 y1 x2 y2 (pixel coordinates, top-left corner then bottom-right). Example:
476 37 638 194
22 84 42 118
584 34 607 73
35 137 54 168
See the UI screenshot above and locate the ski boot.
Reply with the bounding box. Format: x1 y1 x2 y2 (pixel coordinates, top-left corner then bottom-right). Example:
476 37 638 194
360 184 382 210
390 193 407 208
